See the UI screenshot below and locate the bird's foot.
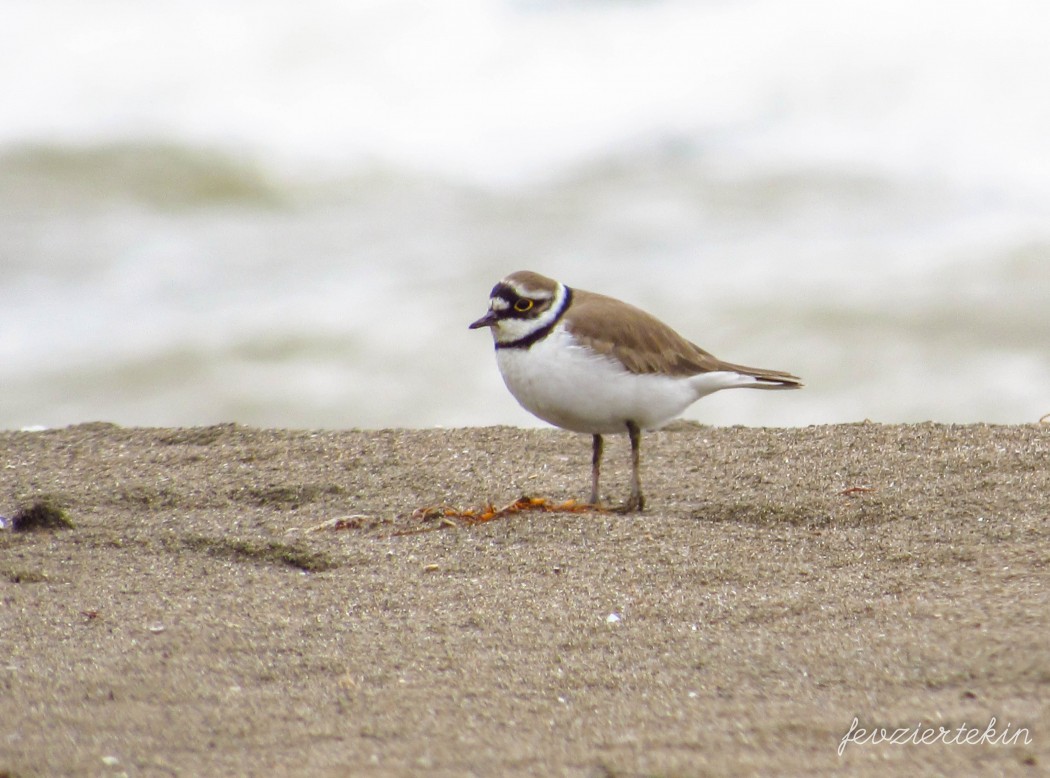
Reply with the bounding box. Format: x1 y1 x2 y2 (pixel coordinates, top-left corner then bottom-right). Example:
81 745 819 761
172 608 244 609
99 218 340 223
614 493 645 514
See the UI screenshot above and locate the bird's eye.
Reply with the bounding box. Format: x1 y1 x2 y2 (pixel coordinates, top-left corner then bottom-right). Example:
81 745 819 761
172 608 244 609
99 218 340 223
514 299 534 312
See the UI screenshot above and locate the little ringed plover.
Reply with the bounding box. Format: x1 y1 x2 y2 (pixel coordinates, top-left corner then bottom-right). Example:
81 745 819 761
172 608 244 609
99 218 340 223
470 270 802 511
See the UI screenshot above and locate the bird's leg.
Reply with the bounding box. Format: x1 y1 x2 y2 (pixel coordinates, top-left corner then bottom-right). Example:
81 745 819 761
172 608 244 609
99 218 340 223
590 434 603 505
623 420 645 512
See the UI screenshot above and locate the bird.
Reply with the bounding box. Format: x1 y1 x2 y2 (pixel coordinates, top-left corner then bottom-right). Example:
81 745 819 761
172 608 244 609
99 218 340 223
469 270 802 512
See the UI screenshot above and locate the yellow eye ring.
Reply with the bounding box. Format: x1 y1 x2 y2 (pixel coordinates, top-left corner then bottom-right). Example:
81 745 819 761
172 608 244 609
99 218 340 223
514 299 534 312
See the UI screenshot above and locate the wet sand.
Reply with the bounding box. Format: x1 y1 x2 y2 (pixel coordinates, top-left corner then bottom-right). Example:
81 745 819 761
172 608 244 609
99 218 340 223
2 422 1047 776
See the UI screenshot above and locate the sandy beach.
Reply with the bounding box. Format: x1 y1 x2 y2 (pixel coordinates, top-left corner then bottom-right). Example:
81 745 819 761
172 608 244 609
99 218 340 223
2 422 1047 776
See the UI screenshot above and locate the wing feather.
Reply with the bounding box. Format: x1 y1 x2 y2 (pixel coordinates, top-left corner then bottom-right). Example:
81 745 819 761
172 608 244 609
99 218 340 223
565 289 801 386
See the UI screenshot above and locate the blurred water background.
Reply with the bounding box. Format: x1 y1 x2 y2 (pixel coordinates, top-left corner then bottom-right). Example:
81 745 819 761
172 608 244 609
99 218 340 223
2 0 1049 431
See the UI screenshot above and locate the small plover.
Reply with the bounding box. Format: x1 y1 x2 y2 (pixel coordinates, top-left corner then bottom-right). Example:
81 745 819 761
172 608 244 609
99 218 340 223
470 271 802 511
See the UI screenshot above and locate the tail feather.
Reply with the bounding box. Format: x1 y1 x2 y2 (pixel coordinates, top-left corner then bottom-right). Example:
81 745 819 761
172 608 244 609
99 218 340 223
722 362 803 390
747 372 803 390
687 368 803 397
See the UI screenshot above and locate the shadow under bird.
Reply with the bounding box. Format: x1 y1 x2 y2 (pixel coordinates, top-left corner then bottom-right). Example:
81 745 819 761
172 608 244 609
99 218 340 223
470 270 802 511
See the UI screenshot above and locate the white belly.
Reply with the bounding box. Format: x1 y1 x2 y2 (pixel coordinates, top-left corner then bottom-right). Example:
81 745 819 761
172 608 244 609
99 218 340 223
494 327 706 434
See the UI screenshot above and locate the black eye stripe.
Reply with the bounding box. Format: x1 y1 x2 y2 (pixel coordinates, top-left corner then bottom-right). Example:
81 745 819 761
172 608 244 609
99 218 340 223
489 283 554 319
494 285 573 350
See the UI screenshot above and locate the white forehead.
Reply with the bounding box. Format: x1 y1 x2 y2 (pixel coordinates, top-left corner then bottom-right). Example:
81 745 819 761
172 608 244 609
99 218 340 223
491 297 510 310
501 280 554 300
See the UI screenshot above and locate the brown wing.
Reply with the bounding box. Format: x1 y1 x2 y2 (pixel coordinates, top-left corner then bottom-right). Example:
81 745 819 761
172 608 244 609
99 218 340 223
565 288 802 385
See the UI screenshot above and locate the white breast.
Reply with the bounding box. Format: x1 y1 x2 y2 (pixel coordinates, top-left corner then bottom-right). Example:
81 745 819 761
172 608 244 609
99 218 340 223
494 326 707 434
